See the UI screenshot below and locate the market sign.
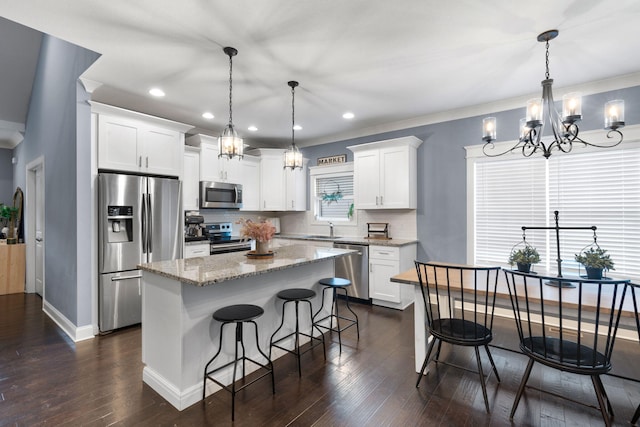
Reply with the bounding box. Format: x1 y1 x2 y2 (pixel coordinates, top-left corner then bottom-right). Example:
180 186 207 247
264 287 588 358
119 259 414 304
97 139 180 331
317 154 346 166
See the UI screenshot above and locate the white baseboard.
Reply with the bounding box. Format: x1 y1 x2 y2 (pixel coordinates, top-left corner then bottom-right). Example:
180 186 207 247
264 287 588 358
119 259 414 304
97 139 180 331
43 300 95 342
143 366 201 411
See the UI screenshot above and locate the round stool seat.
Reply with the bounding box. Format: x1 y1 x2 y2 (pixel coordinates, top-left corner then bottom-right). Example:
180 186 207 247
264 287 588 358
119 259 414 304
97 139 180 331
213 304 264 322
277 288 316 301
319 277 351 288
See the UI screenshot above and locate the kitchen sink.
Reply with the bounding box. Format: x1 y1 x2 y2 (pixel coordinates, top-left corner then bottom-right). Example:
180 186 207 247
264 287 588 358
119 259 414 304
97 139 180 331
301 235 336 240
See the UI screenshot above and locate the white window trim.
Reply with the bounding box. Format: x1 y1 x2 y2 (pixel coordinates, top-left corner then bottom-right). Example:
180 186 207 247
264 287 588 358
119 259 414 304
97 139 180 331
309 162 357 227
466 124 640 265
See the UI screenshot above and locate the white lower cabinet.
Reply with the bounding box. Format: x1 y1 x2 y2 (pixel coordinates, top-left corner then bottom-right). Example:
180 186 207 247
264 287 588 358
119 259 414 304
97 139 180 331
184 243 209 259
369 243 416 310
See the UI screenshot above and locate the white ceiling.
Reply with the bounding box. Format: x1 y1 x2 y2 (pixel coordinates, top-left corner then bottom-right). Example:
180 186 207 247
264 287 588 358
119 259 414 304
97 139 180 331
2 0 640 149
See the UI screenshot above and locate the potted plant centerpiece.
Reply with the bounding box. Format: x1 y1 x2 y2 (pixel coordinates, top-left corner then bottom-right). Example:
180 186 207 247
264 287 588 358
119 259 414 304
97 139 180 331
508 245 540 273
574 247 614 279
237 218 276 256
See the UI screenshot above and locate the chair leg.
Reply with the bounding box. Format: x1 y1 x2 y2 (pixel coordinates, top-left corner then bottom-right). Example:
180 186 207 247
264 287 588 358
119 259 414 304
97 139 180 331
474 346 491 413
294 301 302 377
434 339 443 362
416 336 438 388
305 299 326 360
632 402 640 425
332 288 342 352
269 300 288 359
203 321 229 400
339 288 360 339
483 344 501 383
510 358 534 420
591 375 613 427
249 320 275 395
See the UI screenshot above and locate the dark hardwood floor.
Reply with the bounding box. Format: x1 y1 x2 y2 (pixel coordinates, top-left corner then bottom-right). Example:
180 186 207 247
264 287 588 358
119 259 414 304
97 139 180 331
1 293 640 426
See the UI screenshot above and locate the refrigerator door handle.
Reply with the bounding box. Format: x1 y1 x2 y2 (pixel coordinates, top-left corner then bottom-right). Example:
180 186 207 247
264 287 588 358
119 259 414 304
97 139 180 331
147 193 153 254
111 274 143 281
141 194 147 254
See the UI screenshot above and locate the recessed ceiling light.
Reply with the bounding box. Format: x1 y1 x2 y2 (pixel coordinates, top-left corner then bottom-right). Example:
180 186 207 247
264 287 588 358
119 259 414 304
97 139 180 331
293 124 302 131
248 125 258 132
342 112 355 119
202 112 214 120
149 88 165 97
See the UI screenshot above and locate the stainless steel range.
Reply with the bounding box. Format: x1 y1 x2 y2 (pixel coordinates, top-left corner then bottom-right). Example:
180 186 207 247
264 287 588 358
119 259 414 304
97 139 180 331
205 222 252 254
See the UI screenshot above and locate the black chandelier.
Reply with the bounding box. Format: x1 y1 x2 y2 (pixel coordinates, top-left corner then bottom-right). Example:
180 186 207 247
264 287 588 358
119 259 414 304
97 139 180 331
482 30 625 159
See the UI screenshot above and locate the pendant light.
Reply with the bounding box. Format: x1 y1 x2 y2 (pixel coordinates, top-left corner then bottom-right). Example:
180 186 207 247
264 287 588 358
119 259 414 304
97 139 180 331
218 47 243 160
284 80 303 170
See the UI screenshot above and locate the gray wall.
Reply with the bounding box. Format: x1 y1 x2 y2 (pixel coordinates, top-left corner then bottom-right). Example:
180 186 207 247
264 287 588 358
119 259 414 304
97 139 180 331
302 85 640 264
13 34 99 326
0 148 12 205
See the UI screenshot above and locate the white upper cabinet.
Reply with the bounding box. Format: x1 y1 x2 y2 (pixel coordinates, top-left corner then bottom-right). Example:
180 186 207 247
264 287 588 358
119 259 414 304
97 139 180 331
251 148 307 211
348 136 422 209
94 102 191 177
183 147 200 211
285 160 308 211
240 155 261 211
187 134 242 184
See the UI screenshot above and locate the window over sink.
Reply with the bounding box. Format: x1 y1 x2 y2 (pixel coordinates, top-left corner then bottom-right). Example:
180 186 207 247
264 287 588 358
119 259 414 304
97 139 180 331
310 163 355 223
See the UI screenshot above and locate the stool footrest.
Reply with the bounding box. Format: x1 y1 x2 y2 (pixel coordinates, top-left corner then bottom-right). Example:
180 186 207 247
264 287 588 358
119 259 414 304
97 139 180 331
204 356 273 394
271 330 325 358
314 314 358 333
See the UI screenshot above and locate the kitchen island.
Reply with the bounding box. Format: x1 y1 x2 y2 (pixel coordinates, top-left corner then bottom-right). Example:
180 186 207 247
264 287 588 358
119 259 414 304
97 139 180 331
138 244 354 410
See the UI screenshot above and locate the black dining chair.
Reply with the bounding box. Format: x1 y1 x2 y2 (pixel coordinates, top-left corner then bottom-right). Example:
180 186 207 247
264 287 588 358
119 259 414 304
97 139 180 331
414 261 502 413
627 282 640 426
503 270 629 427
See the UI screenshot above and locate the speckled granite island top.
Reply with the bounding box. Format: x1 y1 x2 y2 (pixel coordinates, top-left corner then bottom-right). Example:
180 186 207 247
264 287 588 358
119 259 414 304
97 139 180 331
138 244 354 287
277 234 418 247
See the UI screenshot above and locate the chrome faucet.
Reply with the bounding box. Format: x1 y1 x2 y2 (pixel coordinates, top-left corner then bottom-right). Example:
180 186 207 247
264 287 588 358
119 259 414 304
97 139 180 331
329 222 334 238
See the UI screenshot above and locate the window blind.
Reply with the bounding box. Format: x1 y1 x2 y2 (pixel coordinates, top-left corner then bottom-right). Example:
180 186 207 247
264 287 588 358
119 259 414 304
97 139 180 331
315 175 354 220
473 146 640 280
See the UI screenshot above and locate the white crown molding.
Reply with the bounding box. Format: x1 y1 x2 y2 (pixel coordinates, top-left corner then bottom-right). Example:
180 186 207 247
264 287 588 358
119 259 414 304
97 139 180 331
79 77 103 93
303 72 640 147
0 120 25 149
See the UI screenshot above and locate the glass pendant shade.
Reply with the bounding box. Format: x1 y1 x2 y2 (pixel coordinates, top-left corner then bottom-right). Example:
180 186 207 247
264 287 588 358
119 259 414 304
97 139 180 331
218 124 243 159
284 143 303 169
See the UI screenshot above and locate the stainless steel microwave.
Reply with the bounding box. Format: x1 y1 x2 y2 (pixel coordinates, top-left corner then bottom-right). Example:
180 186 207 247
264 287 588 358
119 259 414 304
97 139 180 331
200 181 243 209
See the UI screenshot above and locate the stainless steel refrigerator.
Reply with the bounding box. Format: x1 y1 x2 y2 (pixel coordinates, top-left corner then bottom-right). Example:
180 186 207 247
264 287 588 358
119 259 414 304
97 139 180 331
98 172 182 332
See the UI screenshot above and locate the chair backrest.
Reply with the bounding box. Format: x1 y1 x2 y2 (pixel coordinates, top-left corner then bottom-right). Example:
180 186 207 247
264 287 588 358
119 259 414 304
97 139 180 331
503 270 629 374
414 261 501 341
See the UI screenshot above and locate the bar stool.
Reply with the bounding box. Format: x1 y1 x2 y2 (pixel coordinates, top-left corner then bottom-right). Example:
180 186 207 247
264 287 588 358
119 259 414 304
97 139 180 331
312 277 360 352
270 288 326 376
202 304 275 421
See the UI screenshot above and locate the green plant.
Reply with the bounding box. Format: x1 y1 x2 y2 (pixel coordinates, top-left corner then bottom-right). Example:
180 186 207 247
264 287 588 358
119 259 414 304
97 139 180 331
508 246 540 266
575 247 615 270
0 203 18 228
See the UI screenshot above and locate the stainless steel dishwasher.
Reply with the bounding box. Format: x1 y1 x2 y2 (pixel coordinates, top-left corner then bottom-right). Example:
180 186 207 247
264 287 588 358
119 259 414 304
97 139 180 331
333 243 370 303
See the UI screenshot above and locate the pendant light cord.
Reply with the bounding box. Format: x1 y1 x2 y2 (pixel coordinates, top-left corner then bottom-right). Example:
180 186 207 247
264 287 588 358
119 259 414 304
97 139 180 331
228 52 233 126
291 83 296 147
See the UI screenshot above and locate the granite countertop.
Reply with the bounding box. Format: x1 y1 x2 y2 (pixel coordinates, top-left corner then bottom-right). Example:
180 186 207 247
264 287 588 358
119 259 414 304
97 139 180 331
138 244 354 287
276 234 418 247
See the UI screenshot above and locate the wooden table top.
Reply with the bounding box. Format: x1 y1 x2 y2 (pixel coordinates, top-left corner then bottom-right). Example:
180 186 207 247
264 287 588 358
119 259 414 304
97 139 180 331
391 264 636 316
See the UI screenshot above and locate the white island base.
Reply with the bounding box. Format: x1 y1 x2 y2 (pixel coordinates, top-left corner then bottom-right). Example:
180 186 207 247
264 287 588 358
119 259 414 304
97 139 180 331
140 247 342 411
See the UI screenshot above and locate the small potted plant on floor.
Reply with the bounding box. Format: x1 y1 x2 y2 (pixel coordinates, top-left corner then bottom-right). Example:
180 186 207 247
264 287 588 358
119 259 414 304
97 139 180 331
575 247 614 279
508 245 540 273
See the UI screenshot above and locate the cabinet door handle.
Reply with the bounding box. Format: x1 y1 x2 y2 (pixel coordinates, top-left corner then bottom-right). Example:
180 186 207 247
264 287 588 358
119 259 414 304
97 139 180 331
291 200 294 209
146 156 149 168
139 156 142 167
369 263 373 273
225 171 228 180
375 196 379 206
380 195 383 205
263 200 266 209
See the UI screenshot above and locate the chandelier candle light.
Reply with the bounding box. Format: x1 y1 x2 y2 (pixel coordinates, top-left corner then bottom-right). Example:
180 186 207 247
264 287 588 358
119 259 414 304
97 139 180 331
482 30 625 159
219 46 244 160
284 80 303 170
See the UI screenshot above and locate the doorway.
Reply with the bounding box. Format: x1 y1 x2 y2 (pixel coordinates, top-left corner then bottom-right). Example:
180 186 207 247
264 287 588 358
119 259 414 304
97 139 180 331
26 156 45 298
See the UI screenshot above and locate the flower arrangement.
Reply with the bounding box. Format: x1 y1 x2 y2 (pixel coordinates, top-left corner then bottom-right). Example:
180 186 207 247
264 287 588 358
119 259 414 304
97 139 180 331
237 218 276 242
